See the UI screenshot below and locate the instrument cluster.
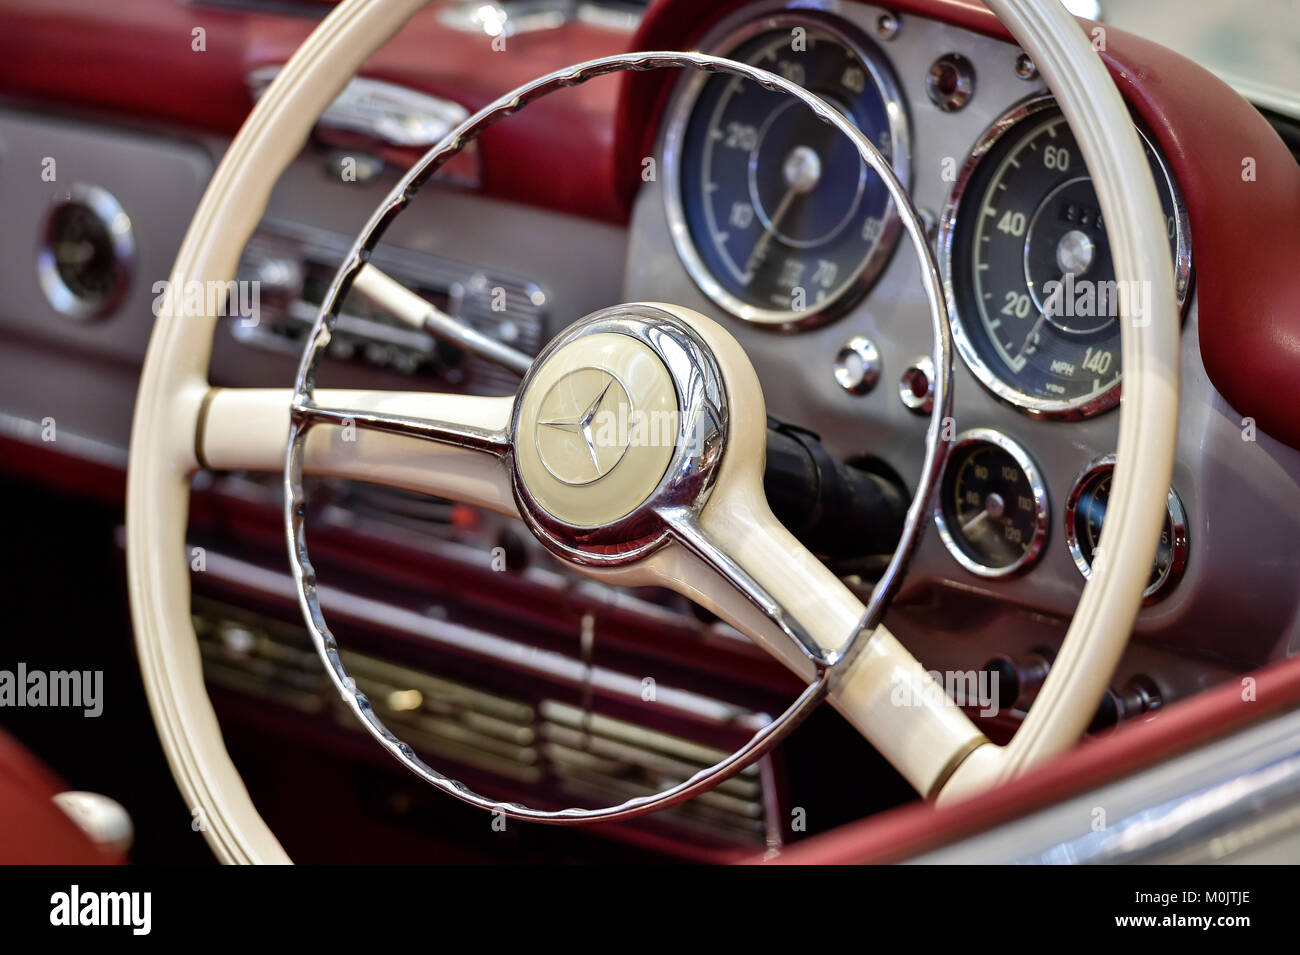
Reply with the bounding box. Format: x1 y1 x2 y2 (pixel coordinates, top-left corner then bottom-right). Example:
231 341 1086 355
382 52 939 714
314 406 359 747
648 2 1197 605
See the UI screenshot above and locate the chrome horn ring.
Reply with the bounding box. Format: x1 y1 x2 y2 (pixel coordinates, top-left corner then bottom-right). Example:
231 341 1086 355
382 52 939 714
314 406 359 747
284 51 953 824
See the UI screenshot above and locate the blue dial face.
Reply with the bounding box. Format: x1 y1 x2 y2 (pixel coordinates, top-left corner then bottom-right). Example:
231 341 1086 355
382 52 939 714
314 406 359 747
677 23 905 323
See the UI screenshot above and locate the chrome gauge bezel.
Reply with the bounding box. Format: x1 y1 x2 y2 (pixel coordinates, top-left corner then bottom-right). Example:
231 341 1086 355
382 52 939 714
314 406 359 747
1064 453 1189 603
934 428 1050 579
36 182 136 321
937 94 1193 418
661 10 911 330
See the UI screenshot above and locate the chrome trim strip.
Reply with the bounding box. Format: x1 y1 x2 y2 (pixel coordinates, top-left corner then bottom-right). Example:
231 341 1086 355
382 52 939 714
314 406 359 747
247 66 470 149
914 706 1300 864
0 410 128 468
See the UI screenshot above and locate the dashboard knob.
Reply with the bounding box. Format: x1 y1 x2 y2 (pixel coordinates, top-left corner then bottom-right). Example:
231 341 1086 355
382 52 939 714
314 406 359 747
898 356 936 414
833 336 881 396
982 648 1053 712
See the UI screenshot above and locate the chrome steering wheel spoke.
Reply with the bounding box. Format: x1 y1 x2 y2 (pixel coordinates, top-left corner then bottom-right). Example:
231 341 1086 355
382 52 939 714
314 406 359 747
656 504 840 670
290 394 511 457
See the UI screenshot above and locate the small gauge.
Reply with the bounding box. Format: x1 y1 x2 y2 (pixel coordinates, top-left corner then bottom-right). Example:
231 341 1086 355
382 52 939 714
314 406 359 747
1065 455 1188 602
936 429 1049 578
36 183 135 321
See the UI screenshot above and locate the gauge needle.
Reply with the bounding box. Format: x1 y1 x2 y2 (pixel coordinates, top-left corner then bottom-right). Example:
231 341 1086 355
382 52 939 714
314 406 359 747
962 509 990 535
1013 307 1050 364
742 185 798 280
742 145 822 282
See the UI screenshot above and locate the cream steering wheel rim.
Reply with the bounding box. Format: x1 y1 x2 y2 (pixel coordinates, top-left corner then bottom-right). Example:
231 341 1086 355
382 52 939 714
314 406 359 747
126 0 1179 863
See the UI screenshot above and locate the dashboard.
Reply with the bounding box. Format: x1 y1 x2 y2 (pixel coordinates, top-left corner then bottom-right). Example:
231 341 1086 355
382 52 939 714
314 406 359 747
0 0 1298 862
627 0 1300 696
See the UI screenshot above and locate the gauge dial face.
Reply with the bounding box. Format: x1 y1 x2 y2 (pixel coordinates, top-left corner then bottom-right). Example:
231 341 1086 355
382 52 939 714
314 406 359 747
944 99 1192 417
936 431 1049 577
667 16 908 326
1065 460 1188 601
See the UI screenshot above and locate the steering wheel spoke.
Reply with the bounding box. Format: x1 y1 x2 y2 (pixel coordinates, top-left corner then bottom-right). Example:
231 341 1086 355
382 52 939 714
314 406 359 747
197 386 517 515
651 461 989 799
291 394 510 455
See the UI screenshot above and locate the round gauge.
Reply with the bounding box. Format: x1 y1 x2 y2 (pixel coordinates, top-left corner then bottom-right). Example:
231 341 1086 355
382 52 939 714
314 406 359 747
1065 455 1188 602
663 13 909 327
36 183 135 321
940 97 1192 417
935 429 1049 578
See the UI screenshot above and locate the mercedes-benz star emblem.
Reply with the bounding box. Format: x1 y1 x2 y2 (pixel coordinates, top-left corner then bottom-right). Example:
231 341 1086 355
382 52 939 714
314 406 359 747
535 368 635 486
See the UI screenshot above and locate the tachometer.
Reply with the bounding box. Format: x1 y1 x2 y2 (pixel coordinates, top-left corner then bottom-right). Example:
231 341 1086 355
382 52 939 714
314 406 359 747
935 429 1049 578
663 14 909 327
940 96 1192 417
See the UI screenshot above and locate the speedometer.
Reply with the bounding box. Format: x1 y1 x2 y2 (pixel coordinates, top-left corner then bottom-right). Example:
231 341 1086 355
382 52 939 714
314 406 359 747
663 14 909 328
940 96 1192 417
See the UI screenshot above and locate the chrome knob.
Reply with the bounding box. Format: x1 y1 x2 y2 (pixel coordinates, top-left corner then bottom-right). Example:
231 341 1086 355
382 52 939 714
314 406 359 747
833 336 881 396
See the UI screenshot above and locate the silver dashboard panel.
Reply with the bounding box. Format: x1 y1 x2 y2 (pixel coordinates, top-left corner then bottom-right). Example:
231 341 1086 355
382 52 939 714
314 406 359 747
625 0 1300 681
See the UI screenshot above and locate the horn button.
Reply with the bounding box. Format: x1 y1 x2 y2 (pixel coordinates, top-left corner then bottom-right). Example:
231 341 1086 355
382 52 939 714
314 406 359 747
514 332 680 528
510 306 727 562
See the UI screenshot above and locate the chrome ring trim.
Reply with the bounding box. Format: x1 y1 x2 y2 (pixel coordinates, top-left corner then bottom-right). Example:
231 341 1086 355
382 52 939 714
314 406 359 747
660 9 911 330
283 50 952 824
933 427 1050 579
937 94 1193 419
833 334 881 395
35 182 135 322
1063 453 1189 603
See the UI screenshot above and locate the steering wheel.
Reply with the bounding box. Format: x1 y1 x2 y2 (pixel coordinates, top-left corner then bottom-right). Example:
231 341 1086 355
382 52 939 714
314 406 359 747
127 0 1179 863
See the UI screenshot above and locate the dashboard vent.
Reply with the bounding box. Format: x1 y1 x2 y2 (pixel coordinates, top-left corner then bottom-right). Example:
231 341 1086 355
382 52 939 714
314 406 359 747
192 595 778 850
539 700 770 842
194 602 540 782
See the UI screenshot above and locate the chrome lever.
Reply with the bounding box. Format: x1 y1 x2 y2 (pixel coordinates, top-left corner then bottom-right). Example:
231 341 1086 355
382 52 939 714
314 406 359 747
350 263 533 376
